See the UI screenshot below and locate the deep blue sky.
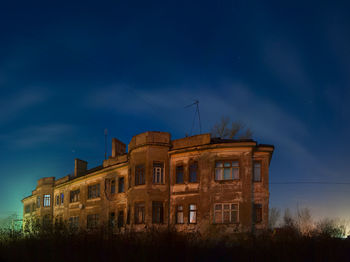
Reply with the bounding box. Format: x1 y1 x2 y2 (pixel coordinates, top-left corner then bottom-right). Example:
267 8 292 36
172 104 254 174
1 0 349 220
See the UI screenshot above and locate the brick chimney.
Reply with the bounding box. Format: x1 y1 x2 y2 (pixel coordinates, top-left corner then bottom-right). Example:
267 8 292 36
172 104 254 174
112 138 126 157
74 158 87 177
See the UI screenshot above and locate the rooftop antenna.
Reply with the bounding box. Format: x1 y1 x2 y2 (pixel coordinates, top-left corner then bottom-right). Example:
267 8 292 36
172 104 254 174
104 128 108 160
184 100 202 136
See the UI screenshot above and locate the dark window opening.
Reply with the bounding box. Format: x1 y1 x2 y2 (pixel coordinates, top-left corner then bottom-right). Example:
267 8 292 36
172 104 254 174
111 179 116 194
118 177 125 193
88 184 100 199
189 162 198 183
152 201 164 224
176 165 184 184
254 204 263 223
135 165 145 185
134 203 145 224
118 211 124 228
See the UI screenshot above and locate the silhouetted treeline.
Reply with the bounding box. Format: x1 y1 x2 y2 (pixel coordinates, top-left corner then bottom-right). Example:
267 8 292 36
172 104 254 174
1 219 350 262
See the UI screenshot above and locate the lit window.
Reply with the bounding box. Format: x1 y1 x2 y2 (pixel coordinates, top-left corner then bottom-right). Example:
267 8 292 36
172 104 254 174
176 205 184 224
152 201 163 224
214 203 238 224
134 202 145 224
189 204 197 224
189 162 198 183
253 161 261 182
176 165 184 184
135 165 145 185
88 184 100 199
118 177 125 193
215 161 239 180
60 193 64 205
43 194 51 207
153 162 164 184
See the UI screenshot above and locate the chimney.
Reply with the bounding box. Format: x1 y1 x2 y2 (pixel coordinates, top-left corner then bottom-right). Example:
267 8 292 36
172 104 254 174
112 138 126 157
74 159 87 177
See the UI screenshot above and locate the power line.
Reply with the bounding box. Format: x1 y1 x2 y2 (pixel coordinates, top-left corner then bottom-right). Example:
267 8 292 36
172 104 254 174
270 182 350 185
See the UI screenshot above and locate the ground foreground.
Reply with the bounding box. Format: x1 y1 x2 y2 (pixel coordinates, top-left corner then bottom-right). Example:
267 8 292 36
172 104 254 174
1 230 350 262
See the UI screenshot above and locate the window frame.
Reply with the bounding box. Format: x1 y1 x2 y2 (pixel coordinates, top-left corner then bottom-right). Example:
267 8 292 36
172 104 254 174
152 201 164 224
188 204 197 224
153 161 164 184
135 164 146 186
253 203 263 224
213 203 239 224
111 179 116 194
215 160 240 181
253 160 262 182
70 189 80 203
189 161 198 183
134 202 145 224
87 183 100 199
87 214 99 230
43 194 51 207
175 164 184 184
118 177 125 193
176 205 184 224
60 193 64 205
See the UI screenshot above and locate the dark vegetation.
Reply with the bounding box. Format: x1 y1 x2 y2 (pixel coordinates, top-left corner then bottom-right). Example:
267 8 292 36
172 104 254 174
1 218 350 262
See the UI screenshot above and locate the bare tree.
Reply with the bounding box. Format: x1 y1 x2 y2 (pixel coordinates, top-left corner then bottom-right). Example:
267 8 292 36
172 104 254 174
211 116 253 139
296 207 313 236
268 207 281 229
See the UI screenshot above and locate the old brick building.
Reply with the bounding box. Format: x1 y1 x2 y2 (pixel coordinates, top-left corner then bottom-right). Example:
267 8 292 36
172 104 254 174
22 131 274 234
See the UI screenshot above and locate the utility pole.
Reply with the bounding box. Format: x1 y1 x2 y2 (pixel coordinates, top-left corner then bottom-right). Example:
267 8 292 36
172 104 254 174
184 100 202 136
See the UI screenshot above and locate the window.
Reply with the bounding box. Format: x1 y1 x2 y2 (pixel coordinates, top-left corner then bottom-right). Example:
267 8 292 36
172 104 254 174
25 205 31 214
176 165 184 184
127 206 130 224
189 204 197 224
118 211 124 228
189 161 198 183
69 216 79 229
37 196 40 208
134 202 145 224
87 214 99 229
109 212 115 228
152 201 164 224
118 177 125 193
253 161 261 182
153 162 164 184
43 194 51 207
56 195 60 206
111 179 116 194
176 205 184 224
214 203 239 224
254 204 263 223
135 165 145 185
88 184 100 199
215 161 239 180
60 193 64 205
70 189 80 203
32 203 36 212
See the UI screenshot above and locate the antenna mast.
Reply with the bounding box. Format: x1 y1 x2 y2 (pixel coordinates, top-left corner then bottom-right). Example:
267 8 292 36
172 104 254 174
184 100 202 136
104 128 108 160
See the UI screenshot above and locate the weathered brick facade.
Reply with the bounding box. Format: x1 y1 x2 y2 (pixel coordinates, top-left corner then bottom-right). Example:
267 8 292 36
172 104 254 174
22 131 274 234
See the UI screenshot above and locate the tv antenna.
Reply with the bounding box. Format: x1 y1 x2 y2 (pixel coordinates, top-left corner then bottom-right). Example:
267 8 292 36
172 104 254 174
185 100 202 136
104 128 108 160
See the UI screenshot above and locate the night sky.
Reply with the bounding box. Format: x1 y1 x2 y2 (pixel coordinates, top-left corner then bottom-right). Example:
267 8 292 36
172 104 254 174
1 0 349 221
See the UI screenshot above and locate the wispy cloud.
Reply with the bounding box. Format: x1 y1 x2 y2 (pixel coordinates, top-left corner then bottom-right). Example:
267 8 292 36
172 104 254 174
0 123 75 149
0 89 51 124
